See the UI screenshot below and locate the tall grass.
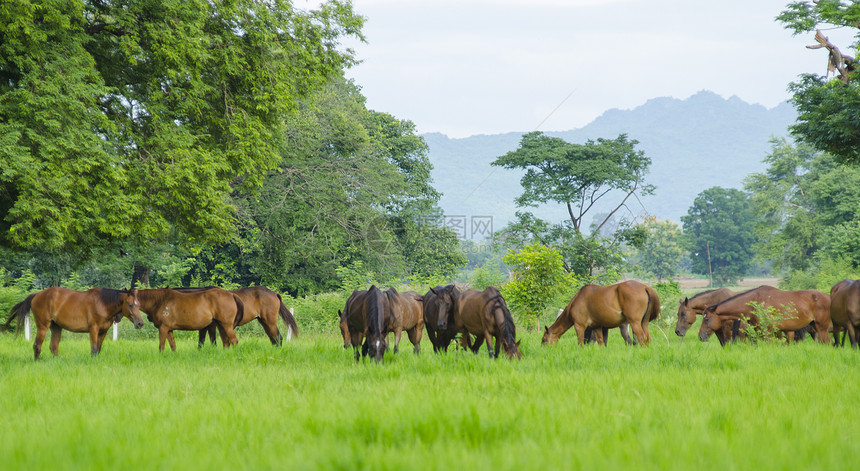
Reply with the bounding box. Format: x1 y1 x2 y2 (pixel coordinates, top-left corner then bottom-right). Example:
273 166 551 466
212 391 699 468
1 327 857 470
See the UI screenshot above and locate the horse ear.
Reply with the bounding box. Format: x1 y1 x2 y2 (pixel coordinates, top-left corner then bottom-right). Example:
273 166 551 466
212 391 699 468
337 310 342 317
429 287 439 295
516 340 521 347
544 326 549 334
684 297 689 305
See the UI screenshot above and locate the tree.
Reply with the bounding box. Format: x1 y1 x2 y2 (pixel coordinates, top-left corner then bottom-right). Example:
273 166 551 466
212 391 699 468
0 0 363 254
634 217 684 282
492 132 653 278
501 242 576 331
681 187 756 285
778 1 860 163
744 138 860 273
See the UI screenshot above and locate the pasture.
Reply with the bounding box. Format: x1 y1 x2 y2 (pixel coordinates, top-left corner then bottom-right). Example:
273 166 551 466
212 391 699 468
1 325 858 470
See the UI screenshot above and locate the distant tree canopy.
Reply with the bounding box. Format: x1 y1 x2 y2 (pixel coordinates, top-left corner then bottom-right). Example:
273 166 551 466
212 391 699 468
778 1 860 163
681 187 756 285
0 0 363 253
745 138 860 273
492 132 652 279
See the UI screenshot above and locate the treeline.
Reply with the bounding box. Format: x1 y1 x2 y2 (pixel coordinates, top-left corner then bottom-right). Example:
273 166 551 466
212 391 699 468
0 1 466 296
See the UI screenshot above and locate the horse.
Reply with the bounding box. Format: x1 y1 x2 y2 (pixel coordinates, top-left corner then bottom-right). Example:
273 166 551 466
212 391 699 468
830 279 860 348
136 288 244 351
187 286 299 347
542 280 657 346
423 285 460 353
455 287 521 359
383 288 424 354
342 285 389 363
697 285 832 344
3 287 144 360
337 290 364 349
675 288 737 337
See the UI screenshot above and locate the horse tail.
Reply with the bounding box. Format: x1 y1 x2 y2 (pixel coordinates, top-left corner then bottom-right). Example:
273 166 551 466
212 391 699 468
232 294 245 328
276 294 299 338
642 287 652 330
4 293 35 334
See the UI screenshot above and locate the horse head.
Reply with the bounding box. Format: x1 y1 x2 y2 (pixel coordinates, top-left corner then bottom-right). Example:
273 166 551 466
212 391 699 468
337 309 350 349
121 288 145 329
675 297 695 337
429 285 457 331
698 308 721 342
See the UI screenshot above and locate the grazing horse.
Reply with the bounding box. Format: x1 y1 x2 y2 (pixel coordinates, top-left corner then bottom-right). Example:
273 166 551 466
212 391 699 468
423 285 460 353
542 280 656 346
697 285 832 344
830 279 860 348
338 289 365 349
137 288 244 351
383 288 424 354
455 287 521 359
3 287 144 360
675 288 737 337
190 286 299 347
343 285 389 363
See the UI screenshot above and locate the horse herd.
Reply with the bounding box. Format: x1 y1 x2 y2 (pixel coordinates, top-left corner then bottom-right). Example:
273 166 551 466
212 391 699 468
4 278 860 362
2 286 298 360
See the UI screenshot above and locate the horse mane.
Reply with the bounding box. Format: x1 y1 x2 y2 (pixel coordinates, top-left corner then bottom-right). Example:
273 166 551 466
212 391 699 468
689 288 721 300
98 288 126 307
704 286 763 313
366 285 384 335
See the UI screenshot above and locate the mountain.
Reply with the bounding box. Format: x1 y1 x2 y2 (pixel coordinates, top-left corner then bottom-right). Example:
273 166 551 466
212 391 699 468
423 90 796 239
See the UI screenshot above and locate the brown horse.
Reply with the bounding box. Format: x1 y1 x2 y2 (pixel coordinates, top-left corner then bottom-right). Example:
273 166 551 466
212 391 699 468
137 288 244 351
192 286 299 347
337 290 364 349
3 287 144 360
542 280 656 346
675 288 737 337
830 279 860 348
423 285 460 353
343 285 389 363
697 285 832 344
455 287 521 359
383 288 424 354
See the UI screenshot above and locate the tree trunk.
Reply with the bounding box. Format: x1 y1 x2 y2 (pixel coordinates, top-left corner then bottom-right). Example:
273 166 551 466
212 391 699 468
131 263 150 288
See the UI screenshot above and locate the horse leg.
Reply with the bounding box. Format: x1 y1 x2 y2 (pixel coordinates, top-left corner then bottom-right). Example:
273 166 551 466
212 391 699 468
257 317 280 346
619 324 634 345
629 320 649 346
158 326 169 351
49 322 63 356
197 329 207 349
407 327 421 355
574 323 587 346
89 324 101 356
847 322 858 349
491 332 500 359
393 327 402 354
222 324 239 347
426 328 439 353
96 329 109 354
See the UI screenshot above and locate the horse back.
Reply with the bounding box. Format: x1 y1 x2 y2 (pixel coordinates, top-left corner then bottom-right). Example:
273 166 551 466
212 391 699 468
831 280 860 326
32 287 106 331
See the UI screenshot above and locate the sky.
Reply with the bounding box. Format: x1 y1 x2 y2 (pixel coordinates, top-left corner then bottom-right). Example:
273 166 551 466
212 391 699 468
300 0 858 138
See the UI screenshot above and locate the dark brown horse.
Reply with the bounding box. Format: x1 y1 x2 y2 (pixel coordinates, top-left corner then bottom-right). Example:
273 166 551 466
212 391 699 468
337 289 364 349
383 288 424 354
343 285 389 363
191 286 299 347
830 279 860 348
675 288 737 337
423 285 460 352
137 288 244 351
455 287 521 359
697 285 832 344
542 280 657 346
3 287 144 360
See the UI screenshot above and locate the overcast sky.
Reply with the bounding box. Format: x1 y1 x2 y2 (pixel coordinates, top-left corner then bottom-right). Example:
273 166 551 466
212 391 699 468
303 0 856 138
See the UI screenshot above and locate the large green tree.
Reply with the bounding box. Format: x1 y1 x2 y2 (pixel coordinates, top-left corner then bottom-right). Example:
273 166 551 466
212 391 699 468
0 0 362 254
492 132 653 278
633 216 684 282
745 138 860 273
681 187 756 285
778 1 860 163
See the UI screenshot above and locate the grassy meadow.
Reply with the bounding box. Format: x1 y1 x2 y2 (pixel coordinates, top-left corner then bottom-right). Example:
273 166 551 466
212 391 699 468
1 320 858 470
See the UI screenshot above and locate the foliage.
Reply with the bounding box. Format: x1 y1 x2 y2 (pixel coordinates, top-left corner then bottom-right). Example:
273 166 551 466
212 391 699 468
491 132 653 278
778 1 860 164
501 242 576 330
335 261 378 293
681 187 756 285
652 280 683 326
0 0 363 254
740 301 793 343
780 257 860 291
469 262 508 291
633 217 685 281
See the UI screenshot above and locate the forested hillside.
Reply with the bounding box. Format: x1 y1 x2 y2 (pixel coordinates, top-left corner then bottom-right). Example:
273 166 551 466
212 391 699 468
425 91 796 230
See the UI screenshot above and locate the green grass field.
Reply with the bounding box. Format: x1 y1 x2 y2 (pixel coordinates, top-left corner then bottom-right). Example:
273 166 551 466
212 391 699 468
1 323 858 470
